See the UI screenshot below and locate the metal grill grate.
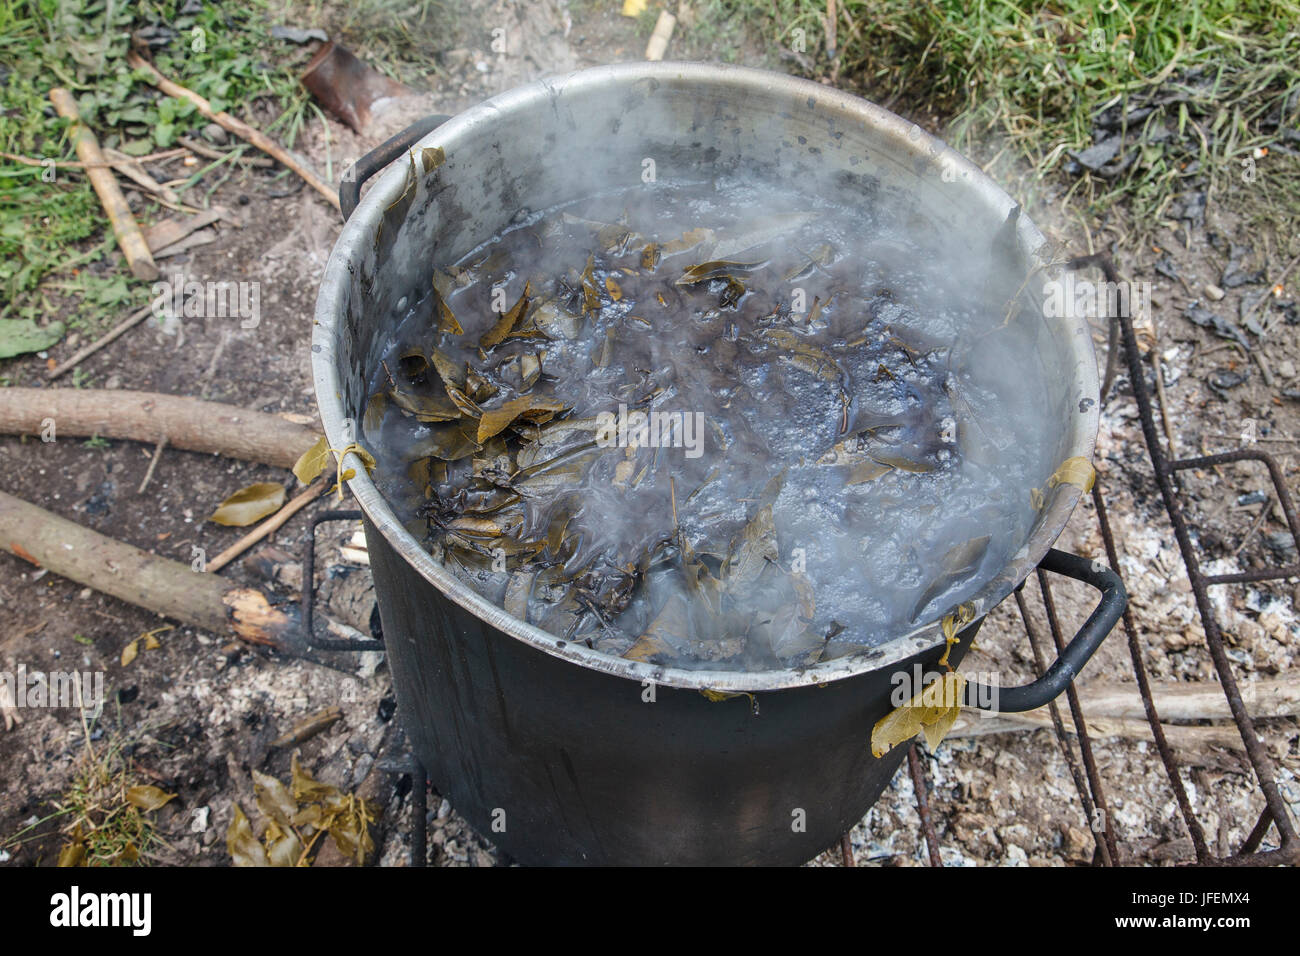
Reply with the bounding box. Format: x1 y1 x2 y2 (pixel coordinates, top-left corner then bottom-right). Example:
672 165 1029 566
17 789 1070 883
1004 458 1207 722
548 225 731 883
881 257 1300 868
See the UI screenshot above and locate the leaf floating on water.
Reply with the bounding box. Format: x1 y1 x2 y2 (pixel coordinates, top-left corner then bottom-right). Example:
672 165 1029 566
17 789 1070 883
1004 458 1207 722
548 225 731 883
724 503 779 592
363 392 387 437
480 281 532 350
870 671 966 757
624 595 690 661
413 421 483 461
847 460 894 484
477 396 567 443
504 570 534 620
389 385 462 422
1047 455 1095 493
868 454 933 474
293 435 331 485
210 482 286 527
660 226 714 255
432 272 463 335
605 275 624 301
640 243 661 271
913 537 990 621
430 348 465 390
675 259 764 286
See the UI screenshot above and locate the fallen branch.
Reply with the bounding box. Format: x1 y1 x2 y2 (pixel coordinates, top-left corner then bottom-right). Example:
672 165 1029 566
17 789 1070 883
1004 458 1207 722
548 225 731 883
0 388 319 470
136 437 167 495
45 303 154 380
207 479 327 573
49 88 159 281
951 675 1300 753
129 51 340 210
0 490 305 657
177 135 274 168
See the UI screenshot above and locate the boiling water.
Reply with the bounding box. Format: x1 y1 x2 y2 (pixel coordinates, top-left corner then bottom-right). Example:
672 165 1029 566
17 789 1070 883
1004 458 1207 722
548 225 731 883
364 177 1058 671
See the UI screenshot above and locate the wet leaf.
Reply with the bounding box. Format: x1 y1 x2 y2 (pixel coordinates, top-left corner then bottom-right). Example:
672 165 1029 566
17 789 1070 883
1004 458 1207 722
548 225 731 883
1047 455 1096 493
210 482 286 527
676 259 764 286
724 504 778 591
477 396 567 443
870 671 966 757
480 281 532 350
605 275 624 300
625 595 689 661
363 393 387 436
847 460 894 484
293 435 331 485
868 454 933 474
389 385 461 422
640 243 661 271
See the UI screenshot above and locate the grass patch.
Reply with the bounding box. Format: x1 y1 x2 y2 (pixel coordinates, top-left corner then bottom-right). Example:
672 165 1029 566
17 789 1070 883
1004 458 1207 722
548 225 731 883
3 721 176 866
702 0 1300 246
0 0 314 331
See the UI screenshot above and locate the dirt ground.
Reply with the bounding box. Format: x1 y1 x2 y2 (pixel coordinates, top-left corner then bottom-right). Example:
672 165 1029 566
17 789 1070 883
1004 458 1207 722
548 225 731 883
1 0 1296 867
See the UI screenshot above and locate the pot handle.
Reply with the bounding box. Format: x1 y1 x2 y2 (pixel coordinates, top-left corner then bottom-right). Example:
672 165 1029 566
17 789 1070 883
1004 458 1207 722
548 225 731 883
962 549 1126 713
339 114 454 221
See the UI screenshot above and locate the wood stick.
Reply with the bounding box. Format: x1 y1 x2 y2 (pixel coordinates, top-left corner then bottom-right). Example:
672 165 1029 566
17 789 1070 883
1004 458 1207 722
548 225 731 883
0 388 320 470
0 489 304 656
102 147 181 206
129 52 340 210
137 437 167 495
951 675 1300 752
207 479 326 573
49 88 159 281
644 10 676 61
0 147 188 169
46 302 154 380
177 135 274 168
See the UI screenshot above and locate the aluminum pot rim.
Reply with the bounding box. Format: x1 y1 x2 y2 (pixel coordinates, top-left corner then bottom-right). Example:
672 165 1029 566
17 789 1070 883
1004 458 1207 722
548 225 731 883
311 61 1097 692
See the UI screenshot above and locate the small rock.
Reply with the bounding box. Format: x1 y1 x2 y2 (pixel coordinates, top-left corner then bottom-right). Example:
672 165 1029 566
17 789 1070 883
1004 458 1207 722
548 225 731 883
1063 825 1092 860
202 122 228 146
1204 283 1225 300
1278 359 1296 379
1264 532 1297 560
351 753 374 788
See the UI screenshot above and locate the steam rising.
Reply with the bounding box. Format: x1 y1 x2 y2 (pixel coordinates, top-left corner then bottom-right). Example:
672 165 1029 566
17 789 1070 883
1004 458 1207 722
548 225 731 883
364 168 1059 673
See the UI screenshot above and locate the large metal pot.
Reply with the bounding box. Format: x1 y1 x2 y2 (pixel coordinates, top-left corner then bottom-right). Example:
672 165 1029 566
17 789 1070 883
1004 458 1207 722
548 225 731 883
312 63 1125 865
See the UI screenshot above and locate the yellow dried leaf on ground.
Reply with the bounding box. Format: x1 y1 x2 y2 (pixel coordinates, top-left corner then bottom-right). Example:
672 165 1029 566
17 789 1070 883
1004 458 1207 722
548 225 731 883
209 482 286 527
871 671 966 757
1047 455 1095 493
227 804 270 867
125 784 176 811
